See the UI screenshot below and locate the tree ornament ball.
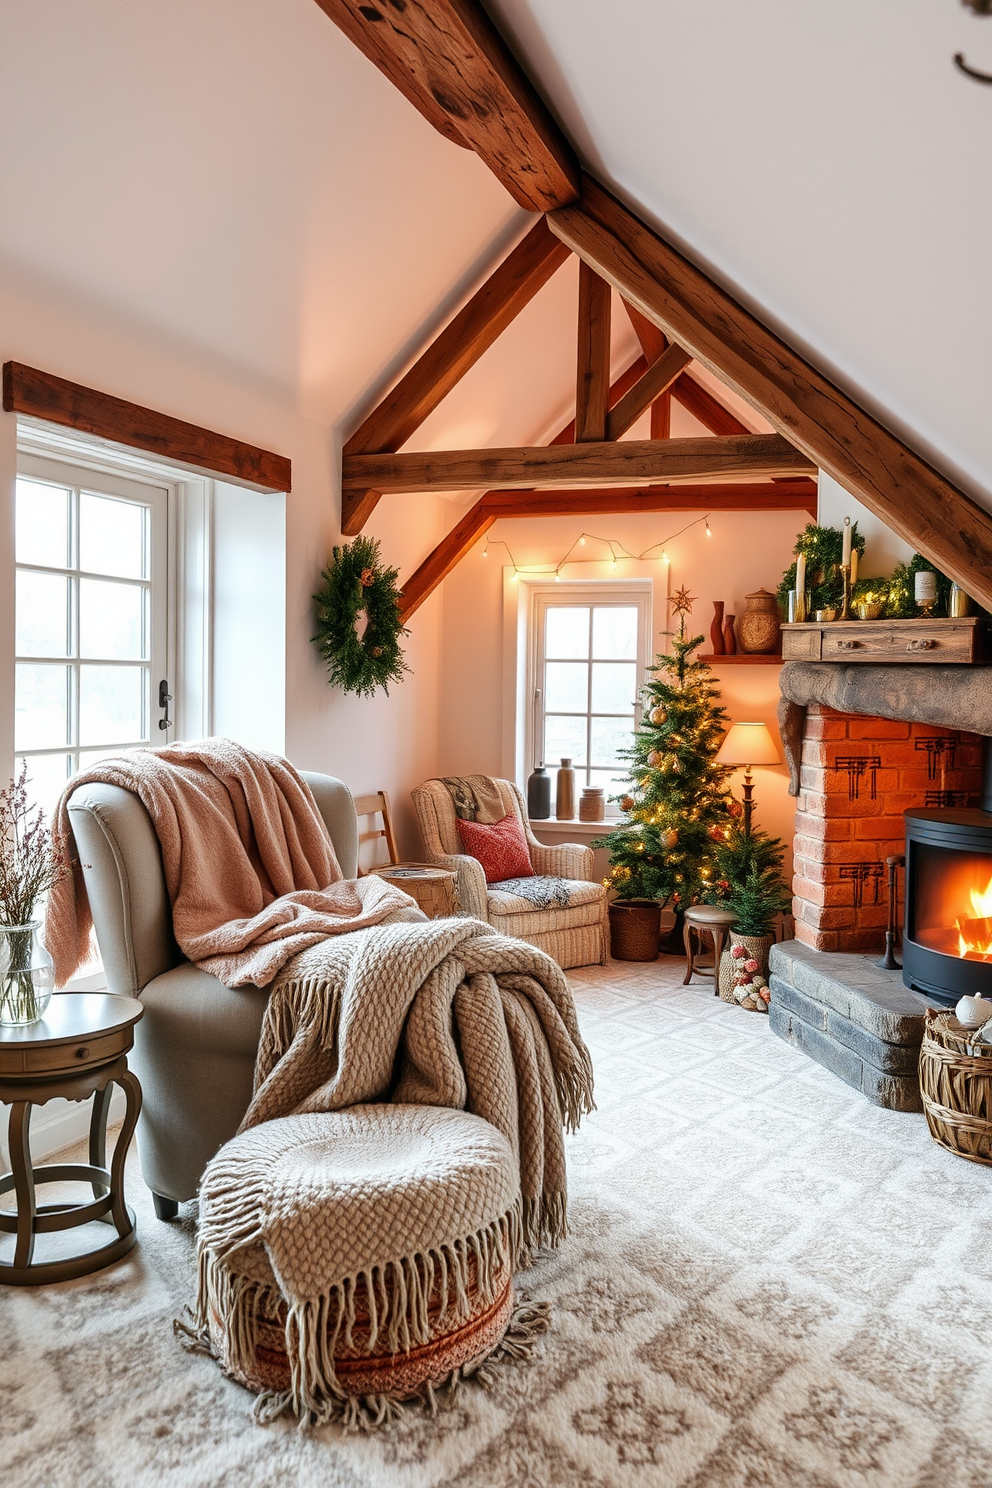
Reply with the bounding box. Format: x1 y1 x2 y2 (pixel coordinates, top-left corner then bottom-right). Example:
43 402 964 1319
727 798 743 819
662 828 679 850
619 795 635 813
650 706 667 726
647 749 663 768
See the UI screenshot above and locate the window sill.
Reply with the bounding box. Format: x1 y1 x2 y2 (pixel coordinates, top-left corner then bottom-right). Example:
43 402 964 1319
529 818 616 836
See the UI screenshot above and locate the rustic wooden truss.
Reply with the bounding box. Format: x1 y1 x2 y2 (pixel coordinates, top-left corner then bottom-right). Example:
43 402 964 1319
319 0 992 615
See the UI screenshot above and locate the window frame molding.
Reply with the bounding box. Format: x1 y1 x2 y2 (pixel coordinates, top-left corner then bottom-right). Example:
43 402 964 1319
15 417 214 744
501 569 655 820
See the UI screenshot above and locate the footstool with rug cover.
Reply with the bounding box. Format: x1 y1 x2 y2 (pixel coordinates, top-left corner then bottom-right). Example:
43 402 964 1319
190 1103 546 1428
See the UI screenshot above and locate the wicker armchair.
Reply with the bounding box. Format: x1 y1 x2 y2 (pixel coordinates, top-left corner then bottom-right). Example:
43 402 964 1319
411 777 607 969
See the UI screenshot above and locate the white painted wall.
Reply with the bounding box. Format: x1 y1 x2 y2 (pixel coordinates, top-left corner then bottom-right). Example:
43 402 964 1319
211 482 287 754
433 505 804 875
817 472 914 581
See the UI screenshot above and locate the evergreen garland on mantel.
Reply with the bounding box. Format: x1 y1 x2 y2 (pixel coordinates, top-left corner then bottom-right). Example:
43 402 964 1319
312 536 409 698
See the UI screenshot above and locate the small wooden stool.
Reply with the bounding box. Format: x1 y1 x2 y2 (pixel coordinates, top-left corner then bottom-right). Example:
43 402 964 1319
683 906 738 991
368 862 459 919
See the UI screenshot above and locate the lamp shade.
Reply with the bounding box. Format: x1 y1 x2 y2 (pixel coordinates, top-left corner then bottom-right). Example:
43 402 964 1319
717 721 781 768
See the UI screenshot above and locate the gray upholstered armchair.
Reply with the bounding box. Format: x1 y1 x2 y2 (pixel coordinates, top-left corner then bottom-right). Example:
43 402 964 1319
411 777 608 970
65 772 360 1217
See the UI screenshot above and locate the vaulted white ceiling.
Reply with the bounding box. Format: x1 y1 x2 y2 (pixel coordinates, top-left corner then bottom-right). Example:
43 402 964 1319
3 0 985 512
488 0 992 506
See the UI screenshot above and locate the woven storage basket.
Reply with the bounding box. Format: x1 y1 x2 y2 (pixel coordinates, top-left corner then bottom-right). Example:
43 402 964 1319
608 899 660 961
919 1008 992 1166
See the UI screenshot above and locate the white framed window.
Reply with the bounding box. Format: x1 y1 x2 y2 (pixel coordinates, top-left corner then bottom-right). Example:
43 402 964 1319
523 580 653 817
14 451 173 817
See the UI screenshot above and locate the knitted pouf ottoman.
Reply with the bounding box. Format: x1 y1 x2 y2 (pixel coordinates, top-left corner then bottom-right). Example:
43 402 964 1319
192 1104 540 1428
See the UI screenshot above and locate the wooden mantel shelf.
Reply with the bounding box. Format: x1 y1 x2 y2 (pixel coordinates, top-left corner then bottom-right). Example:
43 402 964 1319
698 653 783 665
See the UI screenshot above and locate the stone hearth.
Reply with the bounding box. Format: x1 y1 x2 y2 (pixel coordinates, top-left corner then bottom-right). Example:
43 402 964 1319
769 661 992 1107
768 940 938 1110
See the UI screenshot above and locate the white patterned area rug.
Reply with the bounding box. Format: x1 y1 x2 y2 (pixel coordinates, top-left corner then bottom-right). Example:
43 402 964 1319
5 956 992 1488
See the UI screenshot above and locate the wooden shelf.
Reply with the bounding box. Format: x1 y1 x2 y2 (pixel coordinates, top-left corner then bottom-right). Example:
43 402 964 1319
698 654 783 665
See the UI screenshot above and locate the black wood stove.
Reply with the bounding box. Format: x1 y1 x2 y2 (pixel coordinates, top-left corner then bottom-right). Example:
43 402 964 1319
904 740 992 1005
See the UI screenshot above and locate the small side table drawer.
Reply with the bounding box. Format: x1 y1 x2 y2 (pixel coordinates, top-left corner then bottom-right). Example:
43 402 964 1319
0 1025 131 1077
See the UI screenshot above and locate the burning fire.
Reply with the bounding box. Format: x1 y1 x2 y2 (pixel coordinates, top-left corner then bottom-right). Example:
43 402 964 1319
957 876 992 960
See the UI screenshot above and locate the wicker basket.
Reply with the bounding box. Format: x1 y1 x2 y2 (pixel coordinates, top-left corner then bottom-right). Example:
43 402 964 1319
919 1009 992 1166
609 899 660 961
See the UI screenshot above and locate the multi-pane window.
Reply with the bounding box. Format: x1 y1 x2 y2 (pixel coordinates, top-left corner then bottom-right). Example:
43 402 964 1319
531 585 651 812
14 455 169 815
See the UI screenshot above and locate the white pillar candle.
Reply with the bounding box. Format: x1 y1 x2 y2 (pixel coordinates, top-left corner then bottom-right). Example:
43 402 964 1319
795 552 806 595
915 570 937 604
842 517 852 566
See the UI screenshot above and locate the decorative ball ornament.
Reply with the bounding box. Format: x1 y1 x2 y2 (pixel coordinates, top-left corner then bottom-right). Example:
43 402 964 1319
619 795 635 813
727 799 743 819
650 707 668 726
312 535 409 698
662 828 679 850
647 750 663 768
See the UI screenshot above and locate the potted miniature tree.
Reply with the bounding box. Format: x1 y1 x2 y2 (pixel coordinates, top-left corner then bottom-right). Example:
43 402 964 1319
706 825 791 998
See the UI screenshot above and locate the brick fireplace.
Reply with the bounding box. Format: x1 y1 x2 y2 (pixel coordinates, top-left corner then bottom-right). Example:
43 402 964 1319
791 704 983 953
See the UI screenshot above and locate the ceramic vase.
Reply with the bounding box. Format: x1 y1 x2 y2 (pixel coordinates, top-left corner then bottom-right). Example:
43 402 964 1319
722 615 737 655
0 922 54 1026
738 588 782 654
527 765 551 820
555 758 575 820
710 601 726 656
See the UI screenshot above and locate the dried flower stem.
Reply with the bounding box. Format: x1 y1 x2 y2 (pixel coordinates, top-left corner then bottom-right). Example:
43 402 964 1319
0 761 71 927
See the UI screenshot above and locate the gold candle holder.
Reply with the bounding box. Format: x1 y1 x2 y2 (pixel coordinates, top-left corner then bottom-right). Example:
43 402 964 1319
839 564 852 621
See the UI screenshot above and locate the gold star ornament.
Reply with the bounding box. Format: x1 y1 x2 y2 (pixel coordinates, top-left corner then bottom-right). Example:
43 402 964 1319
670 585 696 618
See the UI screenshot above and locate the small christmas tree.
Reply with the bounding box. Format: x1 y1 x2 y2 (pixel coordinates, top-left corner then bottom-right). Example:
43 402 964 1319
596 586 735 921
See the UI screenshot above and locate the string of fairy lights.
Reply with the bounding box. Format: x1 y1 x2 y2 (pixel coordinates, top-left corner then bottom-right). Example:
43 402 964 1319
481 513 712 580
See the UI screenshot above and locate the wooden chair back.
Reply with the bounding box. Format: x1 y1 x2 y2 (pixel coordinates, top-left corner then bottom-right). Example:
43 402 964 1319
353 790 399 871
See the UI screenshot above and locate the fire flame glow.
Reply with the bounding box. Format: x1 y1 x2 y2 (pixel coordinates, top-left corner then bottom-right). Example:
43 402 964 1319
957 876 992 960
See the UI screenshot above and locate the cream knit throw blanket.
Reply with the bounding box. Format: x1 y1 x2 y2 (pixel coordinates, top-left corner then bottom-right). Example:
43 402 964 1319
194 917 593 1423
240 915 594 1251
196 1106 523 1426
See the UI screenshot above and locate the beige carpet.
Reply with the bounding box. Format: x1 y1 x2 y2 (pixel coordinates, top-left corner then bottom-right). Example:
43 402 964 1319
4 955 992 1488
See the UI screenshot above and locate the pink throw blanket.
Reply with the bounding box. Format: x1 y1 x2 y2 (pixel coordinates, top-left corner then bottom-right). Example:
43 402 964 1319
45 739 416 989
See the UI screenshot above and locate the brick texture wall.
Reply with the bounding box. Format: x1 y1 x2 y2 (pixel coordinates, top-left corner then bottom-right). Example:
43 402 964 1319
793 705 983 952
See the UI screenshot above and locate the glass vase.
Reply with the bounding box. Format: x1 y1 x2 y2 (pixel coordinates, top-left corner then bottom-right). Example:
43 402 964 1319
0 922 55 1026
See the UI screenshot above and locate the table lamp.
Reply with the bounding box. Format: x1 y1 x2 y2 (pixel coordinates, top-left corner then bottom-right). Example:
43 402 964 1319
716 721 782 834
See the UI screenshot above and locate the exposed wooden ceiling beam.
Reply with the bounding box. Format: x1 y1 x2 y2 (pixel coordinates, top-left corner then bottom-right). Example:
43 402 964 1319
398 476 816 622
310 0 580 211
398 502 496 621
2 362 291 493
551 175 992 608
575 262 611 442
345 434 815 495
342 216 570 533
624 301 751 437
479 481 819 517
399 353 663 620
606 343 693 442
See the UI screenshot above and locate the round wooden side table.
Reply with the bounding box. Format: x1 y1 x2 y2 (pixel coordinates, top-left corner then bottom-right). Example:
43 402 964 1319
368 863 459 919
683 905 738 992
0 992 143 1285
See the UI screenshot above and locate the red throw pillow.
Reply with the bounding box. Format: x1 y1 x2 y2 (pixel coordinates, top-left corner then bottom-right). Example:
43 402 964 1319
457 812 534 884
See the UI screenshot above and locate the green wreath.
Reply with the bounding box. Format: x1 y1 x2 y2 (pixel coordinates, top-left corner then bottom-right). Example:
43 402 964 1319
312 536 409 697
